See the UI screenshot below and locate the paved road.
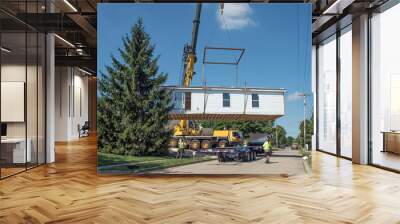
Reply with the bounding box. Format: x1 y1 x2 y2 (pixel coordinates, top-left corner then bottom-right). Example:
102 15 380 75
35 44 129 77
151 156 305 176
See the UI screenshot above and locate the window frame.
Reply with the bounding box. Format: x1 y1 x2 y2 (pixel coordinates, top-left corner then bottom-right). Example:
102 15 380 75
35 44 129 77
222 93 230 108
251 93 259 108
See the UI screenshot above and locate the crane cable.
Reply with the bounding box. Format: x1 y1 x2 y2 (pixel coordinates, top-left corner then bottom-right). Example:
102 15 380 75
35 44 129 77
220 13 238 62
201 4 240 87
219 6 240 87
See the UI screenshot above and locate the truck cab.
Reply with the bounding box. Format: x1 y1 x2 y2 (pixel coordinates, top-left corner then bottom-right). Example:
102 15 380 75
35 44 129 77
213 130 243 147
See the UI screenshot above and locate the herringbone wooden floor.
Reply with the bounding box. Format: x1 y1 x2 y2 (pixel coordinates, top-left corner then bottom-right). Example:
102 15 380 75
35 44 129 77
1 136 400 224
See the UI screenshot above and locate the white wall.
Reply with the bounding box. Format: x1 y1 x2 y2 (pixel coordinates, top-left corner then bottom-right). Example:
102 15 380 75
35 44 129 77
1 65 26 129
55 67 89 141
1 82 25 122
1 65 37 137
55 67 69 141
1 63 46 164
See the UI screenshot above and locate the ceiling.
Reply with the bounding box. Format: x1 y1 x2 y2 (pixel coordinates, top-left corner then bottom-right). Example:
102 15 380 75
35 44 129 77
0 0 392 75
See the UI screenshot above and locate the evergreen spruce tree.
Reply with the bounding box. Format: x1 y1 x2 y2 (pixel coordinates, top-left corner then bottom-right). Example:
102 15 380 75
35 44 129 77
98 18 172 156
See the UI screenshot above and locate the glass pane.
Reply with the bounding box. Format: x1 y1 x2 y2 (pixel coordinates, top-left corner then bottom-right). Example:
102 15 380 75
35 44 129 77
252 93 259 108
317 35 337 154
340 28 352 158
1 31 27 177
173 91 183 110
38 32 45 165
252 94 259 100
223 93 230 107
27 31 38 169
371 4 400 170
251 93 259 108
223 93 230 100
252 100 259 108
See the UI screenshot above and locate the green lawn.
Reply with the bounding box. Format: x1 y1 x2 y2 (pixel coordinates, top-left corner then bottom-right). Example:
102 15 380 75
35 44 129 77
98 152 214 173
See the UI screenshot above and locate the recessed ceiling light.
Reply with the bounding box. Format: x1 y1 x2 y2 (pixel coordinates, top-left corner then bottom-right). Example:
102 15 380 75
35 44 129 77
54 34 75 48
78 67 93 76
63 0 78 12
1 47 11 53
322 0 354 15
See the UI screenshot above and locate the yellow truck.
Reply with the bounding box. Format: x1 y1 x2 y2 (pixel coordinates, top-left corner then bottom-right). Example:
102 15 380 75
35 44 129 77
213 130 243 146
170 129 243 150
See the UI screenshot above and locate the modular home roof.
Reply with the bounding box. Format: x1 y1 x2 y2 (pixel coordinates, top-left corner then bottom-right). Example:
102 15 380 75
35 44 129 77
162 85 286 94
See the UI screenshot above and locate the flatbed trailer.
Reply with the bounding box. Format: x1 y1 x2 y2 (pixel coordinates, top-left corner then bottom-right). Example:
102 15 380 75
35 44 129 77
198 146 258 162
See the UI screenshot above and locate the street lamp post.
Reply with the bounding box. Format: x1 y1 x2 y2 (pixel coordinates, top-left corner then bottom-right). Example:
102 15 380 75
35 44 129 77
299 93 311 150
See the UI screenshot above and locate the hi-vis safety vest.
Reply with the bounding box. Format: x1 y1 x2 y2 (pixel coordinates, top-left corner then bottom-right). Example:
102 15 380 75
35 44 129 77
263 141 271 152
178 139 186 149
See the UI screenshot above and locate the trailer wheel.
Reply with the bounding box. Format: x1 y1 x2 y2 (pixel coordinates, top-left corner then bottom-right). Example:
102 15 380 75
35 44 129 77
169 138 178 148
190 140 200 150
241 152 247 162
218 140 227 148
201 140 211 149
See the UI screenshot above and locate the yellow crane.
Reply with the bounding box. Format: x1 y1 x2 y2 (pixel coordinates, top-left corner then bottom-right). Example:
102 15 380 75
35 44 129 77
171 3 243 150
173 3 202 137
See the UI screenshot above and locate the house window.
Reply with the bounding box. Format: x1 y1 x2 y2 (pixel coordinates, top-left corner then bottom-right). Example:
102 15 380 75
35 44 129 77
252 94 259 108
223 93 230 107
173 92 183 110
184 92 191 110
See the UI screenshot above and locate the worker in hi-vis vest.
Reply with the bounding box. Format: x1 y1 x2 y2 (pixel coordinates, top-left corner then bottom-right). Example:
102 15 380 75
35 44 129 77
177 138 187 159
263 139 272 163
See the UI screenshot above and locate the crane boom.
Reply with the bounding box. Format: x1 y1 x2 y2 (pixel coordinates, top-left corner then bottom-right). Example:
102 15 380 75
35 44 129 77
191 4 201 55
182 3 202 87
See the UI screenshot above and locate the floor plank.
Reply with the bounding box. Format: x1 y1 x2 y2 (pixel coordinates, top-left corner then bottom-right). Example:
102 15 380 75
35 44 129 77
1 135 400 223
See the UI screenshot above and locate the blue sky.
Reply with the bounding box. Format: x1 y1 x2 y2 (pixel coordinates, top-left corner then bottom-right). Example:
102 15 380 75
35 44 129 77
98 3 313 137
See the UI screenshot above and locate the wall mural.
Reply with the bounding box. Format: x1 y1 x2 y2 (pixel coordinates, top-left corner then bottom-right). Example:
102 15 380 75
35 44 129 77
97 3 312 175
